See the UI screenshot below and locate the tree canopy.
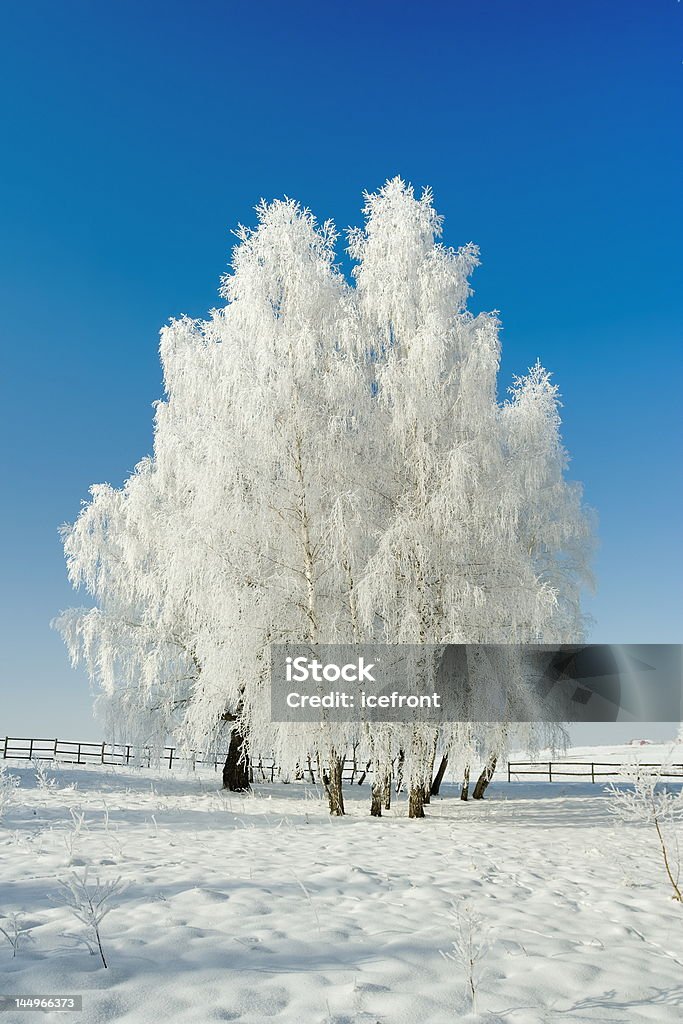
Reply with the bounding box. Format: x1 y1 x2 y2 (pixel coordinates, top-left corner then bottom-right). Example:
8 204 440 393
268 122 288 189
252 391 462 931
56 178 595 814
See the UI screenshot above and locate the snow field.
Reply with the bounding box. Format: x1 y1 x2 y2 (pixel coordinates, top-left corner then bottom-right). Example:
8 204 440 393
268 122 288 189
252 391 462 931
1 749 682 1024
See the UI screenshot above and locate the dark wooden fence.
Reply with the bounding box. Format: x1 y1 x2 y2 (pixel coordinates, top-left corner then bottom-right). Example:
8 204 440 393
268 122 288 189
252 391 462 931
507 760 683 783
12 739 681 789
2 735 230 771
0 736 372 785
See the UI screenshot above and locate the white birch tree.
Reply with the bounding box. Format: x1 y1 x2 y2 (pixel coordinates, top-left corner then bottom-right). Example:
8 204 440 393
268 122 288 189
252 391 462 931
56 179 594 816
350 179 593 814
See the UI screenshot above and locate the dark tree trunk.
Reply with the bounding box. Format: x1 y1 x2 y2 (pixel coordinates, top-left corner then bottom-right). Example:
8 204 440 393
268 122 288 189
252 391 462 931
431 754 449 796
383 771 392 810
222 727 250 792
322 754 345 816
395 749 405 794
350 743 358 784
370 778 383 817
422 733 438 804
370 766 391 816
472 755 498 800
461 764 470 801
408 784 425 818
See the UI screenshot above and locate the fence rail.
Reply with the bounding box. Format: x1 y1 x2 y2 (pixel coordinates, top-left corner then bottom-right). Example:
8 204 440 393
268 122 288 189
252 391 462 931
8 739 680 789
2 735 227 770
507 760 683 783
0 736 372 785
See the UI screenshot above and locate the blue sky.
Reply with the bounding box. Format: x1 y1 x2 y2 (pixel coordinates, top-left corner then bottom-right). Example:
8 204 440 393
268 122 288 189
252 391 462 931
0 0 680 741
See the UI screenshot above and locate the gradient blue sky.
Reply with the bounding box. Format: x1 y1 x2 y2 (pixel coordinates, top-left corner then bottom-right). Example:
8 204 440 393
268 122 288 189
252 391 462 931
0 1 680 742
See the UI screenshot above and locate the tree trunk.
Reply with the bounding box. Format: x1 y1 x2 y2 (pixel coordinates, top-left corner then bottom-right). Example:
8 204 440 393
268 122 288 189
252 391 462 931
395 749 405 793
408 784 425 818
461 764 470 801
222 727 250 792
383 772 391 810
322 754 345 816
370 767 391 816
350 742 358 785
431 754 449 796
370 778 383 817
423 732 438 804
472 755 497 800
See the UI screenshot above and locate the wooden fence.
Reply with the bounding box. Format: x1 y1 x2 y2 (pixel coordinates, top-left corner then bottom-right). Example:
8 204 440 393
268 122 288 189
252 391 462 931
2 735 225 770
0 736 372 785
8 739 681 790
507 761 683 783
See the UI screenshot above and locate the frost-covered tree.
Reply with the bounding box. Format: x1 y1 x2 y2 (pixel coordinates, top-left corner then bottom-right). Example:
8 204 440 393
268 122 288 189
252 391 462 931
349 179 593 814
460 361 595 800
607 764 683 902
160 199 376 811
58 198 375 806
56 178 594 816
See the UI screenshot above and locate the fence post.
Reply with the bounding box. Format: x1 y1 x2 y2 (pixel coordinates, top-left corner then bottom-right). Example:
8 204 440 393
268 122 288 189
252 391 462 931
28 738 34 760
3 736 8 759
54 738 58 759
591 763 595 784
101 741 106 764
77 742 82 765
507 762 511 783
548 761 552 783
168 747 174 770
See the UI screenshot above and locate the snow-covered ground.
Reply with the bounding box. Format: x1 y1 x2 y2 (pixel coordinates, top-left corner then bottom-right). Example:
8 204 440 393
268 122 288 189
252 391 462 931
1 745 682 1024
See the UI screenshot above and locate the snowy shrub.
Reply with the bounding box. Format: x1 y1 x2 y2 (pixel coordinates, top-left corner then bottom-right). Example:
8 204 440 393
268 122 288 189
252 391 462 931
607 763 683 902
63 808 88 866
52 869 124 968
0 763 20 822
33 759 57 791
0 912 33 957
440 899 491 1013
